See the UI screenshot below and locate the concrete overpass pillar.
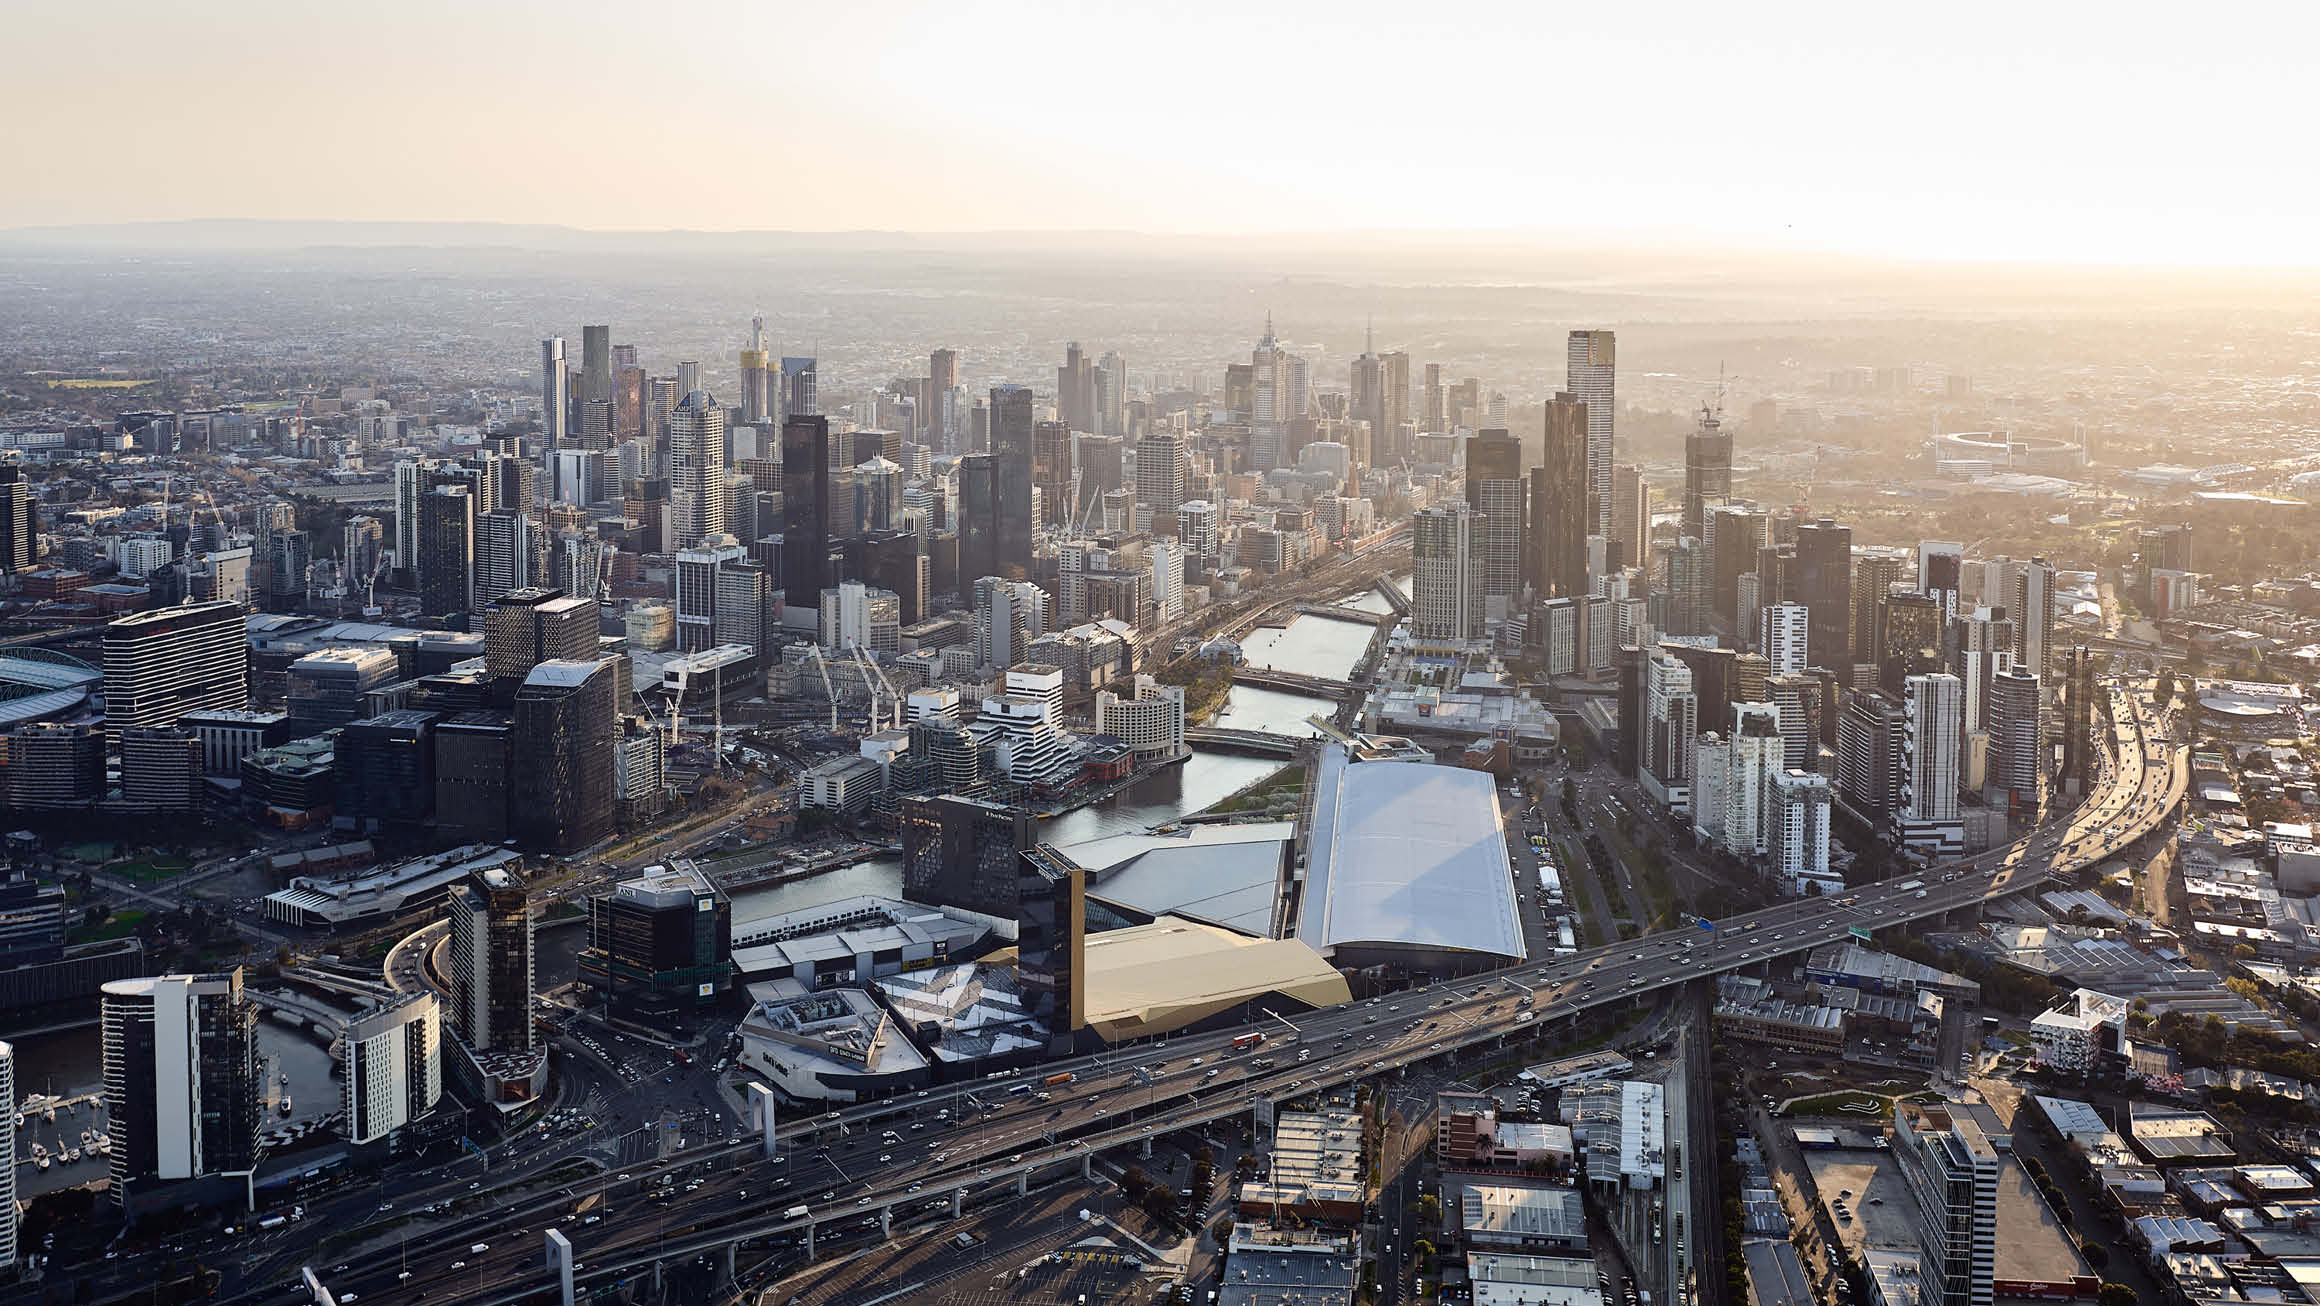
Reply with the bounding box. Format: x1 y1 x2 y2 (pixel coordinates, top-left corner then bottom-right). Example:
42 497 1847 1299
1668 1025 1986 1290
1141 1136 1154 1159
952 1189 964 1219
880 1205 892 1238
805 1221 815 1257
545 1230 574 1306
748 1083 778 1160
1016 1170 1031 1196
652 1259 662 1295
723 1242 736 1285
1081 1154 1093 1181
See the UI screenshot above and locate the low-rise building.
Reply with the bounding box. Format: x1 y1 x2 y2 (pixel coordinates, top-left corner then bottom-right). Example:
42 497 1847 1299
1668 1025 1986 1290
735 982 930 1103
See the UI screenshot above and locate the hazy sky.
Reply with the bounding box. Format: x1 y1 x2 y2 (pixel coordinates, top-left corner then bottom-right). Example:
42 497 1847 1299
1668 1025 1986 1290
10 1 2312 265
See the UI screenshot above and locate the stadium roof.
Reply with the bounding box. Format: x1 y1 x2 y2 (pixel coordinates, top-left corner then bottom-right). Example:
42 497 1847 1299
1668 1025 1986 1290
1299 745 1524 962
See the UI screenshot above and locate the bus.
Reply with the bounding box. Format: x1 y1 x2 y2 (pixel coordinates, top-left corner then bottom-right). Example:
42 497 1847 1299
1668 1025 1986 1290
1231 1032 1266 1050
1043 1071 1076 1087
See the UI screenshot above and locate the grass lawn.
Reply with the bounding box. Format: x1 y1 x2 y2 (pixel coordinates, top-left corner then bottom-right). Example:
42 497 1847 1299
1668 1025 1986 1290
68 908 147 944
111 855 193 883
46 378 154 390
1782 1090 1895 1118
63 841 117 863
1211 765 1306 814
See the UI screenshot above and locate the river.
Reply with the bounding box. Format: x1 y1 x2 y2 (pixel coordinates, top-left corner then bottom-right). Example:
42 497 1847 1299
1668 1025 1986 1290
730 583 1397 917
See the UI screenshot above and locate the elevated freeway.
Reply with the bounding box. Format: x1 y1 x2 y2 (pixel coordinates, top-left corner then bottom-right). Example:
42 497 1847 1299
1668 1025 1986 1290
289 679 2181 1306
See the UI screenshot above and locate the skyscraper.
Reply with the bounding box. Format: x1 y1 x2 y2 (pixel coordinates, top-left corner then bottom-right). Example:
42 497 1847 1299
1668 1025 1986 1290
1853 555 1907 683
340 992 443 1145
1411 502 1483 642
102 600 247 741
1682 404 1733 541
417 485 475 617
1466 427 1525 611
1373 352 1410 463
1350 326 1388 462
668 390 729 549
580 325 612 406
1796 518 1853 668
782 355 818 418
101 970 261 1199
989 385 1036 578
1772 769 1834 891
446 866 535 1055
781 415 830 608
2014 557 2056 681
1132 433 1187 522
579 865 733 1033
540 337 569 448
1989 666 2043 811
930 347 961 448
484 589 599 695
1893 1103 2000 1306
957 455 997 585
1761 601 1810 676
473 509 534 604
1918 540 1965 621
1877 590 1945 699
1764 672 1824 773
1610 463 1651 572
1529 395 1591 602
1898 672 1964 856
511 658 618 854
1058 341 1096 433
1643 649 1699 814
900 794 1035 920
1706 504 1767 624
1567 330 1616 537
740 316 773 426
675 536 749 653
1952 606 2016 737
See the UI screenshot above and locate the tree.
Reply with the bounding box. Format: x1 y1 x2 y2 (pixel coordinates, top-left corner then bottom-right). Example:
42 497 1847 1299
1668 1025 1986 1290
1141 1185 1180 1226
1562 776 1579 810
1120 1165 1152 1199
2098 1284 2137 1306
1415 1194 1442 1226
2081 1242 2109 1269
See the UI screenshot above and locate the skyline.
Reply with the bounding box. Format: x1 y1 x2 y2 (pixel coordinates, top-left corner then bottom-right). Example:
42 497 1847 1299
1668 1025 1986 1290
9 1 2318 268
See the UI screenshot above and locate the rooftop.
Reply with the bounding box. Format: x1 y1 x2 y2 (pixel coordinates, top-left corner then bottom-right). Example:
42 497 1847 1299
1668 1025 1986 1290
1300 745 1524 962
1059 820 1293 938
1076 917 1349 1042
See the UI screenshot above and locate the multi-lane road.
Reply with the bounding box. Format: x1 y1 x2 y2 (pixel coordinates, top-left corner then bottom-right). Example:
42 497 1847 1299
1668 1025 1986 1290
291 679 2179 1306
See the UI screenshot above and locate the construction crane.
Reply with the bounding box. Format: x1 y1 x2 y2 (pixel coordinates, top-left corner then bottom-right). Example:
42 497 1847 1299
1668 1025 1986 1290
854 647 905 733
804 643 842 733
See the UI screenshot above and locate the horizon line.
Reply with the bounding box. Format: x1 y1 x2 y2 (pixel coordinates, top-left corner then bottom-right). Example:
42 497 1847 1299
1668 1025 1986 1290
4 217 2319 275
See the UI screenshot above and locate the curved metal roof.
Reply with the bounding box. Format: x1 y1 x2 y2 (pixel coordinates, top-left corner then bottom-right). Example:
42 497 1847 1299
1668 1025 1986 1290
1300 745 1525 961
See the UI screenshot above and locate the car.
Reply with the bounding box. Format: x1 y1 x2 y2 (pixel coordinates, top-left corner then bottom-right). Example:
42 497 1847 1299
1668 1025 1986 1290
857 1196 871 1206
377 1202 394 1212
468 1181 482 1190
879 1154 892 1163
451 1261 468 1270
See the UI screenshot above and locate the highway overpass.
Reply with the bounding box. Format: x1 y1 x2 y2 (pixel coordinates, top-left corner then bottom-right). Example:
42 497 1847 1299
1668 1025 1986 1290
302 680 2181 1306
